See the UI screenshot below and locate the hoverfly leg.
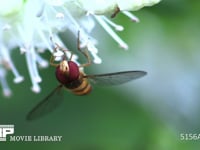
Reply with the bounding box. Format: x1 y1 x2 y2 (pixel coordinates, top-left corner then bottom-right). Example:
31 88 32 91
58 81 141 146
77 31 91 68
49 55 59 67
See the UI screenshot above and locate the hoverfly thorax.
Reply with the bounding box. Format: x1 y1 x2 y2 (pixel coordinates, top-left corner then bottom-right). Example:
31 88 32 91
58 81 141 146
55 60 80 85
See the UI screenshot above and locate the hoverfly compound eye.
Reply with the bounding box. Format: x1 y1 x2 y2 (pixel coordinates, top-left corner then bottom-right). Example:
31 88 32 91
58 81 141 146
59 60 69 73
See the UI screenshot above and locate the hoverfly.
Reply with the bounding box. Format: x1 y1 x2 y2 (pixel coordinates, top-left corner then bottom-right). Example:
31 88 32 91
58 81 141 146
26 33 147 121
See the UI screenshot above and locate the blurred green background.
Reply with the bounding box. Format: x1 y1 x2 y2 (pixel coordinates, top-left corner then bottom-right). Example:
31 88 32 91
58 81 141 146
1 0 200 149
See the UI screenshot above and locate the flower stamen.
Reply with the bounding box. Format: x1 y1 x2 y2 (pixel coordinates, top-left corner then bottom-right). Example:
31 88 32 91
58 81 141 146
0 45 24 84
24 46 41 93
0 68 12 97
94 15 128 50
101 16 124 31
122 11 140 22
0 0 161 96
35 53 49 68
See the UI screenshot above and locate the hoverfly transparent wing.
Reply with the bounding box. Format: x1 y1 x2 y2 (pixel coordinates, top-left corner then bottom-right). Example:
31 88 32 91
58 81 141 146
84 71 147 86
26 84 64 121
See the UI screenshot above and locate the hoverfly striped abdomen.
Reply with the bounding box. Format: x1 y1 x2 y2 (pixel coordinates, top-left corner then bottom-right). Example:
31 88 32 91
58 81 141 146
65 73 92 95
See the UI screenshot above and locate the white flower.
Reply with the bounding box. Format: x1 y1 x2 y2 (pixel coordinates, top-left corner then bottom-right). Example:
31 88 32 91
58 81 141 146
0 0 161 97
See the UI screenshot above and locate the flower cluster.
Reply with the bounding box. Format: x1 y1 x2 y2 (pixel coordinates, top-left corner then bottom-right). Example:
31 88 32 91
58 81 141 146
0 0 161 97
